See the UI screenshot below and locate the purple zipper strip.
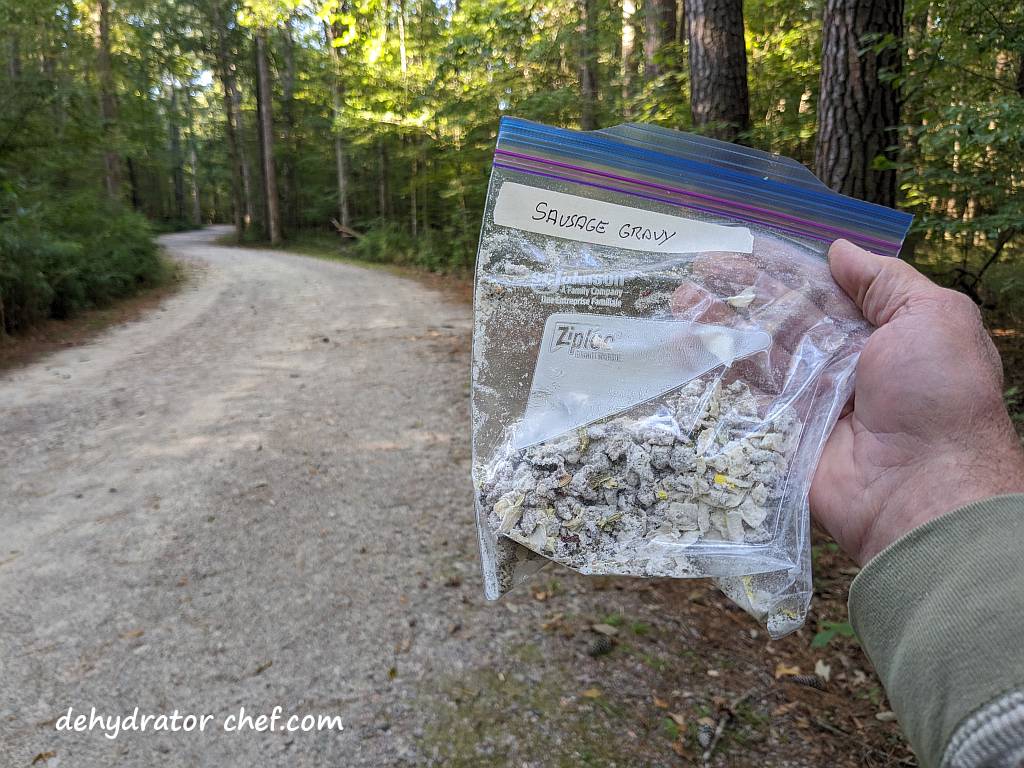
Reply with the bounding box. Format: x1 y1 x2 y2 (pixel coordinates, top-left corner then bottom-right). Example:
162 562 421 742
494 148 902 252
492 161 885 252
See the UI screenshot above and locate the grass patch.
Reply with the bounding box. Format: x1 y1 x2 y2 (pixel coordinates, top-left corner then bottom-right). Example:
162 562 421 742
416 668 646 767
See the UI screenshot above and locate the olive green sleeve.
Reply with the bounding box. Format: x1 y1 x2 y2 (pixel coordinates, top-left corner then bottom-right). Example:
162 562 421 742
848 494 1024 768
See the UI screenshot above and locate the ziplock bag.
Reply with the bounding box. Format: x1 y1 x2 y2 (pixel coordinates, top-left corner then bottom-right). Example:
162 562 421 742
471 117 912 637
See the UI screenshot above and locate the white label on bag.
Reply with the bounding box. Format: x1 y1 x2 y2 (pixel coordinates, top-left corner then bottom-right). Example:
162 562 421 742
493 182 753 254
512 313 771 450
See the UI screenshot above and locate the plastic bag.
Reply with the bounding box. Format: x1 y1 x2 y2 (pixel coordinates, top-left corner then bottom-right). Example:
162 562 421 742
471 117 912 637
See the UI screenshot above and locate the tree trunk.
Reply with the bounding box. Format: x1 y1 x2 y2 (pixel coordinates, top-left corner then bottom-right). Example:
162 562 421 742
169 86 186 222
185 87 201 226
93 0 121 199
7 31 20 81
255 31 281 245
232 84 255 230
377 140 391 218
324 21 351 229
280 19 299 231
410 140 418 238
644 0 677 80
686 0 749 142
622 0 636 116
579 0 599 130
215 44 244 236
125 156 141 210
814 0 903 207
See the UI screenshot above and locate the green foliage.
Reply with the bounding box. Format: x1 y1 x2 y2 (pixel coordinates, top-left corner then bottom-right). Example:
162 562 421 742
0 190 160 334
2 0 1022 300
810 620 855 649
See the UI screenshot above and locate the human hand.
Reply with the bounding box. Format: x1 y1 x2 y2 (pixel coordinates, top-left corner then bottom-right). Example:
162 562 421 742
810 240 1024 565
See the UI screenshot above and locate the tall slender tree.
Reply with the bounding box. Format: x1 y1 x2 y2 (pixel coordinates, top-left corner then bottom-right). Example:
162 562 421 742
323 19 350 230
93 0 121 199
814 0 903 206
579 0 599 129
644 0 677 80
622 0 637 116
211 5 247 240
169 84 186 221
254 29 281 244
686 0 750 141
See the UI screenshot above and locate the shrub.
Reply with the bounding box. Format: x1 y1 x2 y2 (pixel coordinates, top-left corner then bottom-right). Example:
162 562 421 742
0 191 161 336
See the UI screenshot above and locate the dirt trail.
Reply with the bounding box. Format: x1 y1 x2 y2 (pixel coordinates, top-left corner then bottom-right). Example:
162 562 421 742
0 227 908 767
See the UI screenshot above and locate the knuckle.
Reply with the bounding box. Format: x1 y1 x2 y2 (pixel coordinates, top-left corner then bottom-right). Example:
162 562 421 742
942 288 982 320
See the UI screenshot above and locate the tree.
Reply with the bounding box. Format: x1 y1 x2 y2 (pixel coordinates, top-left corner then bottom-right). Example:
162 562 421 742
814 0 903 206
254 29 281 244
686 0 750 141
169 83 186 221
323 17 350 229
579 0 599 130
622 0 637 116
643 0 677 81
93 0 121 199
209 1 250 240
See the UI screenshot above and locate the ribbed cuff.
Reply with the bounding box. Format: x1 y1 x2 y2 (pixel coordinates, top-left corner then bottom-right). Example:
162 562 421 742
848 494 1024 768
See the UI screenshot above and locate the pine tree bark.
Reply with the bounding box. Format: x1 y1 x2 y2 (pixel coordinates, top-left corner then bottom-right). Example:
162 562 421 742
686 0 749 142
93 0 121 199
579 0 599 130
814 0 903 207
254 30 281 245
324 20 350 229
644 0 677 81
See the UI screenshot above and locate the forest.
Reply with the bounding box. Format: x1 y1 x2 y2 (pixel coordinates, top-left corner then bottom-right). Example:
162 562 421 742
0 0 1022 337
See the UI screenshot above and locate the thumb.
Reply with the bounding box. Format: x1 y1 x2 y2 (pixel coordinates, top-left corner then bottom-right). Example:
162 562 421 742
827 239 936 326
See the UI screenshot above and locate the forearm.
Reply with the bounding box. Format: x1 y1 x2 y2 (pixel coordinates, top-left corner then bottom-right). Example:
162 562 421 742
848 494 1024 768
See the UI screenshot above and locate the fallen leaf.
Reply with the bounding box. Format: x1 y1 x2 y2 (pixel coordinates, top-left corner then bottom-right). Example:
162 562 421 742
774 662 801 679
772 702 799 717
580 688 602 699
669 712 686 727
670 740 691 758
119 629 145 640
706 669 721 677
814 659 832 683
387 666 397 680
31 753 56 766
875 710 897 722
591 623 619 636
541 613 565 631
653 697 669 709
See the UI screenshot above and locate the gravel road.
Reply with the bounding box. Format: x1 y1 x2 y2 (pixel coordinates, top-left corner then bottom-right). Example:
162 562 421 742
0 227 484 765
0 227 889 768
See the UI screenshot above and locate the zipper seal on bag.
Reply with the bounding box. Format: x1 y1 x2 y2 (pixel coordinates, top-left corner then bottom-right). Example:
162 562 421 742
494 117 913 257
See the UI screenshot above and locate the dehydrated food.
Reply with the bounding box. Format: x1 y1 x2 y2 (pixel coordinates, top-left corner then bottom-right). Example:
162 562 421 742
479 379 800 577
